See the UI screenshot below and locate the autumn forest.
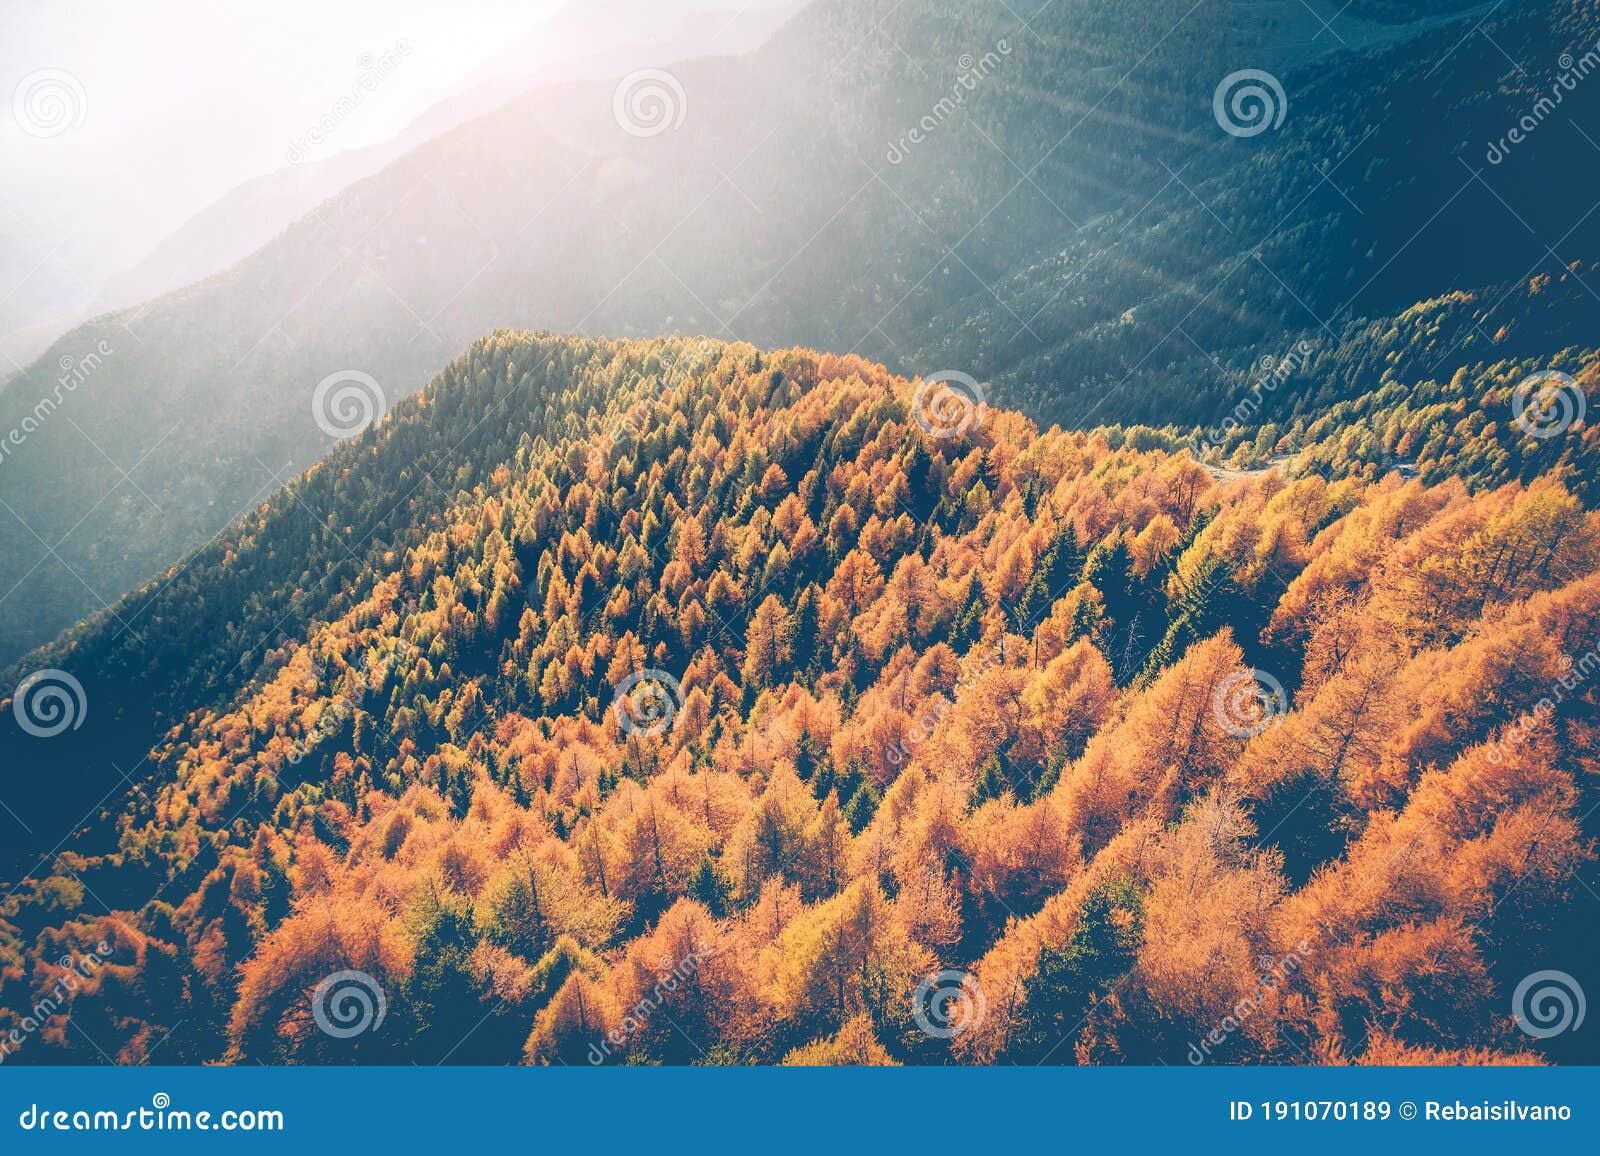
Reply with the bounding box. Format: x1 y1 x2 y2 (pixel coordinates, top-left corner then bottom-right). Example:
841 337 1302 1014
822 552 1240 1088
3 0 1600 1073
2 334 1596 1066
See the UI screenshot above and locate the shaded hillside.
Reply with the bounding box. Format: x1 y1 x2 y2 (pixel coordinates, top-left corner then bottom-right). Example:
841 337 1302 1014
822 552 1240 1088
1107 267 1600 503
912 0 1600 427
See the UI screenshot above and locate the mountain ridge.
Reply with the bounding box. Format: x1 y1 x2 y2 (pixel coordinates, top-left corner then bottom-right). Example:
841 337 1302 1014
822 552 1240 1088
2 328 1595 1065
11 0 1573 663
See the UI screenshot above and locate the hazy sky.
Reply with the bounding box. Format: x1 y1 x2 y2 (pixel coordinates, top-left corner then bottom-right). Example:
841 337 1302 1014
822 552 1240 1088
0 0 802 372
0 0 563 343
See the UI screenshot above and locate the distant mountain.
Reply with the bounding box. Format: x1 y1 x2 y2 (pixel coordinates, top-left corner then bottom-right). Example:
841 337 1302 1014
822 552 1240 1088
0 0 1594 670
86 0 804 325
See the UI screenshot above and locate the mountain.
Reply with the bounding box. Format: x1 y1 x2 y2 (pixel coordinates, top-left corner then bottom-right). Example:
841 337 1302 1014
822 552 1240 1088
83 0 805 330
0 332 1595 1065
0 0 1595 668
916 0 1600 429
1106 267 1600 501
0 0 802 375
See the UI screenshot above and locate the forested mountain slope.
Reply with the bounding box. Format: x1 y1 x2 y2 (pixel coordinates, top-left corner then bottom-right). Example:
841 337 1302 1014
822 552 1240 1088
1115 267 1600 502
3 0 1593 666
2 334 1595 1065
